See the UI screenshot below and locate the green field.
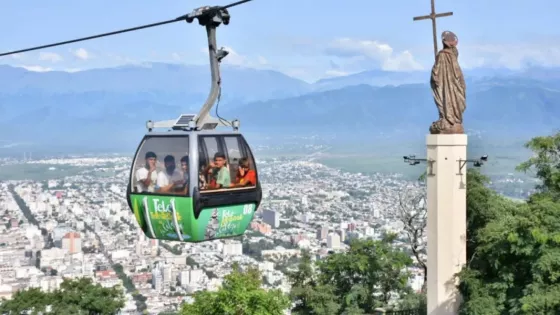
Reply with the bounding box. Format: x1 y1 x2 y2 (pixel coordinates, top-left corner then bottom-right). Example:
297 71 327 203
0 163 86 181
318 151 531 180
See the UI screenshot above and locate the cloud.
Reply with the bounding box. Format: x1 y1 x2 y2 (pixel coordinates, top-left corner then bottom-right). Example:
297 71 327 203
107 53 135 64
324 69 349 77
11 53 24 60
18 65 53 72
325 38 423 71
64 68 82 73
257 55 268 65
460 42 560 69
72 48 90 60
220 46 247 66
171 53 182 61
39 52 63 63
200 46 267 68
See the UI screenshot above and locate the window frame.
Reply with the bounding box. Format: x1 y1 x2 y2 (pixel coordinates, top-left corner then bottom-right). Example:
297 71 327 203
223 135 243 166
198 134 258 194
129 135 191 197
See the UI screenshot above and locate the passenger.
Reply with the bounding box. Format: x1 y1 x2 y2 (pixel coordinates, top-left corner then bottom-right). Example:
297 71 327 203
232 157 257 187
206 152 230 189
179 155 189 194
135 151 158 192
156 155 183 194
198 158 208 189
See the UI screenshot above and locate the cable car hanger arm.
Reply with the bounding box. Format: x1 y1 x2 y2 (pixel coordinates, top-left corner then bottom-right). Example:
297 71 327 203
195 23 224 129
0 0 253 57
152 5 241 132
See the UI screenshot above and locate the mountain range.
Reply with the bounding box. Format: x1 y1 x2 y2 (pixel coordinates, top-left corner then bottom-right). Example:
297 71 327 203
0 63 559 151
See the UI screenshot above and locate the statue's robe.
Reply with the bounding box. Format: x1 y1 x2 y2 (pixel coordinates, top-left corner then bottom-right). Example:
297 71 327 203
430 47 466 133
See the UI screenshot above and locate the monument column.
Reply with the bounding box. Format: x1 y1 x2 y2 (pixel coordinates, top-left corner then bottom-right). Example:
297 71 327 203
426 134 467 315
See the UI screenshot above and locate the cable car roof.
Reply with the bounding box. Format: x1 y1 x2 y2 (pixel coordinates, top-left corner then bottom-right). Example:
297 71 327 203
143 129 242 137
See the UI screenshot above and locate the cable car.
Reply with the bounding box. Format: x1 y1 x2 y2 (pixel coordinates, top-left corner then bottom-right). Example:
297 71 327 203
126 6 262 242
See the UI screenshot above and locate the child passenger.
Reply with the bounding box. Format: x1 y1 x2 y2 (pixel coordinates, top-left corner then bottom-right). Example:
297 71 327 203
206 152 230 189
233 157 256 187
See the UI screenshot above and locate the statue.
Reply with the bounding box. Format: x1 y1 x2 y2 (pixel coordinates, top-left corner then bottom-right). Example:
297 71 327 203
429 31 467 134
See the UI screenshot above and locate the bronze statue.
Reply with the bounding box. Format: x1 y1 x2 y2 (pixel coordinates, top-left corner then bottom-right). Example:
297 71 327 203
429 31 466 134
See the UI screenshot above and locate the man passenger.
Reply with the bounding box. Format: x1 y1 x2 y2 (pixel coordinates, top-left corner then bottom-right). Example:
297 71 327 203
198 158 208 189
135 151 158 192
233 157 256 187
179 155 189 194
205 152 230 189
156 155 184 194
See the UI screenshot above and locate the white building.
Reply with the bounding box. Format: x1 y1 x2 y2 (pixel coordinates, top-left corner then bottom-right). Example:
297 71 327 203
327 233 341 249
222 243 243 256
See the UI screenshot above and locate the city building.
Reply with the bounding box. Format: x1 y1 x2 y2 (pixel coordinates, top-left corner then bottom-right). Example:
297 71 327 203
262 209 280 228
61 232 82 254
327 233 341 249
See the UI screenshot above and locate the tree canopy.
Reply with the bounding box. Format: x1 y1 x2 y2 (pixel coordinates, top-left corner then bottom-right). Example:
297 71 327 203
288 236 420 314
458 132 560 314
180 263 290 315
0 277 125 315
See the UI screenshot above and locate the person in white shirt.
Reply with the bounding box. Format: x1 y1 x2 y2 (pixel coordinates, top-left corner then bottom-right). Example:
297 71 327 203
135 151 158 192
156 155 184 194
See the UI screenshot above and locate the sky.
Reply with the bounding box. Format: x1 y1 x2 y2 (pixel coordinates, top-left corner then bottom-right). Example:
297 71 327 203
1 0 560 82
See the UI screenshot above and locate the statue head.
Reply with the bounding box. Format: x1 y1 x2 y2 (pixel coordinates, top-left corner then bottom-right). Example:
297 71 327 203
441 31 458 48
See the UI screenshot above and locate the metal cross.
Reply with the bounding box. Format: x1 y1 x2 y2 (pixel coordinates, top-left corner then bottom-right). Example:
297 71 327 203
413 0 453 59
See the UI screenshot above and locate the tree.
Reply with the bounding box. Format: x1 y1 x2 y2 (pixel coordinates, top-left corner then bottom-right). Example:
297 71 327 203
0 278 125 314
397 180 427 292
181 263 290 315
457 134 560 314
516 132 560 200
287 251 340 315
0 288 50 314
311 236 413 314
458 194 560 314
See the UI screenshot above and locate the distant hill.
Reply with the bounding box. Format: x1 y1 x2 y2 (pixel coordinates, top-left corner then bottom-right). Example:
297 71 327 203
312 67 554 92
1 64 559 151
230 81 560 137
0 63 311 106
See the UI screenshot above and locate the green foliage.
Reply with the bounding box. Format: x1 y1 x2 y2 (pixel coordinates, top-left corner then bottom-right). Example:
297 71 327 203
180 263 290 315
465 170 502 261
288 251 341 315
288 238 413 314
516 132 560 199
459 194 560 314
397 292 426 313
0 277 125 314
457 134 560 314
161 242 183 255
242 239 294 260
113 263 147 311
186 256 199 268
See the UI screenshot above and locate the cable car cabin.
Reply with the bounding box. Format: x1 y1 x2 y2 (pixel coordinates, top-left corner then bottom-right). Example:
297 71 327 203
127 130 262 242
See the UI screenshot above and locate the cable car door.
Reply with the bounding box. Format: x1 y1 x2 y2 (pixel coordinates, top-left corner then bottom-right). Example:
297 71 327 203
192 134 261 241
128 135 194 242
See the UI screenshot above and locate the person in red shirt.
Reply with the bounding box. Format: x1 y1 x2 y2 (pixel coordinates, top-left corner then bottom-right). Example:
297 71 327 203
233 157 256 187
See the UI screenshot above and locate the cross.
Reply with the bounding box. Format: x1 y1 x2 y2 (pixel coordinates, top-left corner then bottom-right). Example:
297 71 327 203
413 0 453 59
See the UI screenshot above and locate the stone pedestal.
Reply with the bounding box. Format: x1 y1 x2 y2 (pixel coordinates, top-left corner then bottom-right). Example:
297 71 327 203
426 134 467 315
